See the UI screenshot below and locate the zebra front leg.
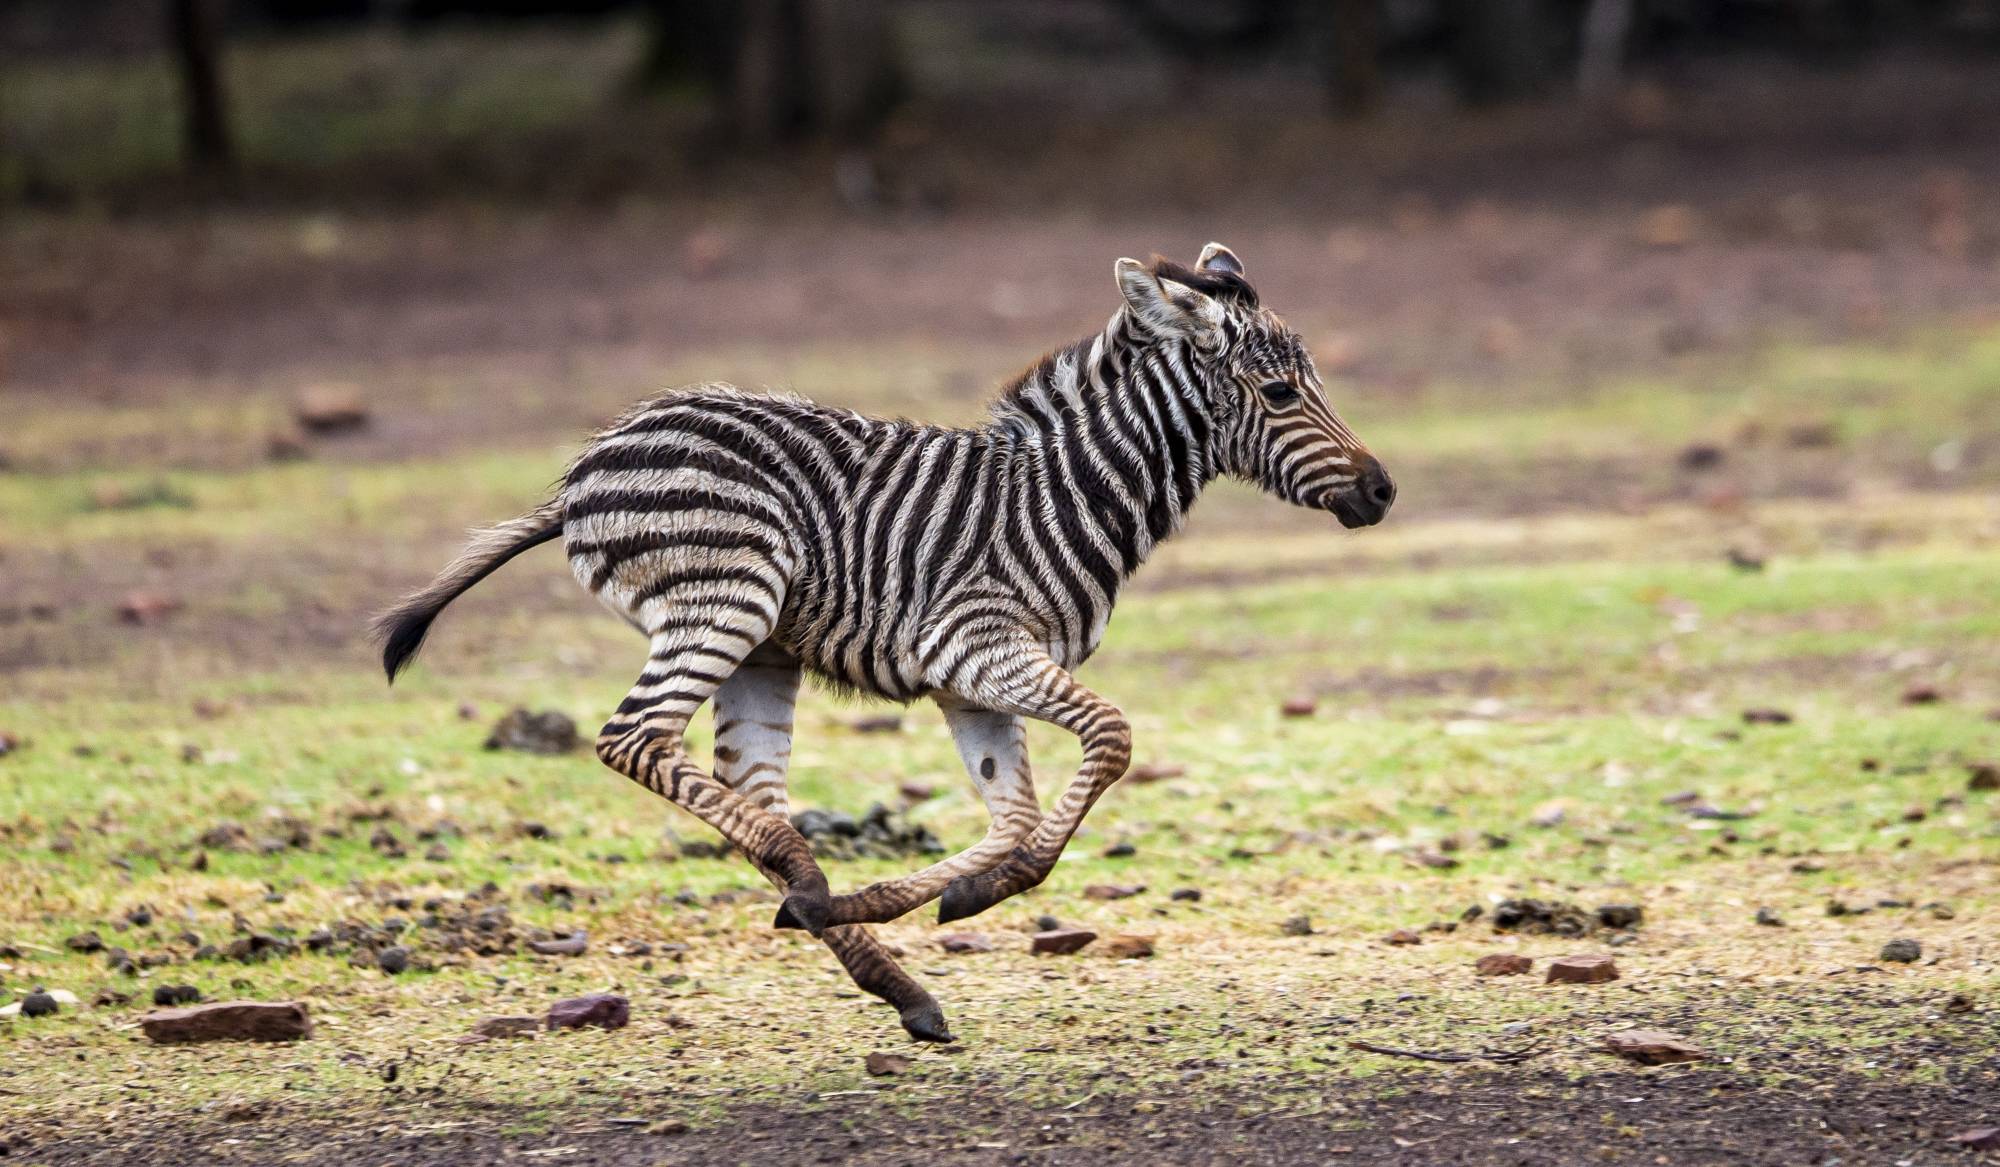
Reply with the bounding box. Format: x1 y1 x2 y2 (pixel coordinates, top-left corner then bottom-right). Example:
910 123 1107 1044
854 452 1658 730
711 647 952 1043
807 702 1040 927
599 625 834 937
935 647 1130 924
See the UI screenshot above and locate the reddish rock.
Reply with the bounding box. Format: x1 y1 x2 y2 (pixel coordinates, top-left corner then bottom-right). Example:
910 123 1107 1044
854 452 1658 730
1279 696 1318 718
1901 683 1943 705
140 1001 312 1043
1126 761 1187 784
936 932 992 954
1602 1028 1706 1065
546 993 629 1031
1968 763 1998 792
863 1051 910 1076
1546 954 1620 985
1030 928 1097 956
1741 708 1793 725
1384 929 1422 946
117 591 182 625
1083 883 1144 901
1951 1129 2000 1151
1104 934 1155 959
1475 954 1533 977
294 384 370 434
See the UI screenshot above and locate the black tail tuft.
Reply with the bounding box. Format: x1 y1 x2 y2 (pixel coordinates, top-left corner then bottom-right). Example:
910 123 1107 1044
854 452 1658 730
376 600 441 684
370 500 563 685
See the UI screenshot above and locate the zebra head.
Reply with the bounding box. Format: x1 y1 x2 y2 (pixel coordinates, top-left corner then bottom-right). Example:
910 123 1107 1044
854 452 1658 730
1114 244 1395 529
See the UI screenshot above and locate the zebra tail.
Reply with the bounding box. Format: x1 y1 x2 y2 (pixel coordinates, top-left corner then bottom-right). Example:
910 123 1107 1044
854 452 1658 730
373 498 565 683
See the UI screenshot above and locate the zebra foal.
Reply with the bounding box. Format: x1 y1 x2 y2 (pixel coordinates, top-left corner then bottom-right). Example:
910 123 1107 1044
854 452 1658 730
375 244 1393 1042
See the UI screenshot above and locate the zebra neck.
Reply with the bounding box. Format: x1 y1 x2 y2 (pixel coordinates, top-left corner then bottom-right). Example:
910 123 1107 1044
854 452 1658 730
989 316 1216 581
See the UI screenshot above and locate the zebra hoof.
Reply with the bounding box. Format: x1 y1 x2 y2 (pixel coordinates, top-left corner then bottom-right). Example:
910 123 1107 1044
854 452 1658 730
774 892 830 938
898 1000 955 1044
936 875 987 925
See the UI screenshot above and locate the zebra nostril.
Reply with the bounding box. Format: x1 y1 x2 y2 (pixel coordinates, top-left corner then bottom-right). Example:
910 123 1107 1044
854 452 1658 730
1367 471 1396 509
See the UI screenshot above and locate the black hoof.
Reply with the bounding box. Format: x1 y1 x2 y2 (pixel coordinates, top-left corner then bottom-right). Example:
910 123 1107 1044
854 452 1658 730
774 892 830 938
936 876 986 925
898 1001 955 1044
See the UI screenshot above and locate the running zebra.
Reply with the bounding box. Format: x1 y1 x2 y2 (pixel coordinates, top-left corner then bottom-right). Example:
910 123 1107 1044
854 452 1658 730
375 244 1393 1042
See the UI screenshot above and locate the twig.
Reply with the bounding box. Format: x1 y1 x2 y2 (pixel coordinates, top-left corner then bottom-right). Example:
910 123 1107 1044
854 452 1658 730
1346 1038 1549 1065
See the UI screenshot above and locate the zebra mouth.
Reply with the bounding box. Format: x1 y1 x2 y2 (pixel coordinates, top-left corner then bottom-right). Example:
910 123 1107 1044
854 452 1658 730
1327 490 1386 529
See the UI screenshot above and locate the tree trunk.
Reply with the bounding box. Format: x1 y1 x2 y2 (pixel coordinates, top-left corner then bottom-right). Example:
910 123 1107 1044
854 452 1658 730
1321 0 1383 116
1449 0 1556 105
169 0 234 173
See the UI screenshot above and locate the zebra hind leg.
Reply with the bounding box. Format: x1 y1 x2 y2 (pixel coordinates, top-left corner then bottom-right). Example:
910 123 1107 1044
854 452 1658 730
935 646 1131 924
712 646 953 1042
596 624 835 938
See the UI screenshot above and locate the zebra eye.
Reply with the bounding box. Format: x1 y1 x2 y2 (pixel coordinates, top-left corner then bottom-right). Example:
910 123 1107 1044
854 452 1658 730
1258 380 1299 407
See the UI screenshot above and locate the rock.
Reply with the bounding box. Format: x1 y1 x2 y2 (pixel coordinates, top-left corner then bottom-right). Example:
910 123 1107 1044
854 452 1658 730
1754 907 1784 927
864 1051 911 1076
1967 763 1998 792
1602 1028 1705 1065
1030 928 1097 956
1528 799 1567 828
485 709 578 755
375 946 411 975
472 1016 541 1040
1170 888 1202 903
1901 683 1943 705
140 1001 312 1043
1035 915 1062 933
65 931 104 953
294 384 369 434
1636 204 1697 249
1725 546 1766 572
1281 915 1313 936
847 715 902 734
1104 934 1155 959
937 933 992 954
1677 443 1724 471
1126 761 1187 784
898 781 936 802
1951 1129 2000 1152
1491 899 1595 937
529 932 588 957
118 590 183 625
21 990 59 1018
1742 708 1793 725
1475 953 1532 977
1879 938 1921 963
649 1119 690 1135
1083 883 1144 901
1409 849 1459 870
1595 904 1643 929
547 993 629 1031
1383 929 1422 946
1546 955 1620 985
1101 841 1137 858
151 984 200 1007
266 429 311 462
1279 696 1317 718
0 730 19 757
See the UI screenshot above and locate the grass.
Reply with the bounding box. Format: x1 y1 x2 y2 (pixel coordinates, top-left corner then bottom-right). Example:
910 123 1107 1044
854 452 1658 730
2 331 1997 1136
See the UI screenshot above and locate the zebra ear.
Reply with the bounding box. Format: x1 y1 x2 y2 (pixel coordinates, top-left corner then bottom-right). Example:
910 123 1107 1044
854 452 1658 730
1196 242 1244 277
1116 257 1222 339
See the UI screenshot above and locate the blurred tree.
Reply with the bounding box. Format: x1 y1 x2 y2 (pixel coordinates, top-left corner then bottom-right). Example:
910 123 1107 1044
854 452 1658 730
635 0 899 143
168 0 234 172
1448 0 1561 103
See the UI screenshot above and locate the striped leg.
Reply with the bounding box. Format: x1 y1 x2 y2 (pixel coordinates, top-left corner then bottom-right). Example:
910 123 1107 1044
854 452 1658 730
597 618 835 937
711 644 952 1043
812 702 1040 927
935 645 1130 924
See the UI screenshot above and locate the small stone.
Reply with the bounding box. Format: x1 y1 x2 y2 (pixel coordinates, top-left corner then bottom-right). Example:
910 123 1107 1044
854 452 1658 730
1101 841 1137 858
1949 1129 2000 1152
1602 1028 1705 1065
1170 888 1202 903
864 1051 911 1076
1383 929 1421 946
140 1001 312 1043
375 946 411 975
472 1016 541 1040
937 933 992 954
1126 761 1187 784
1082 883 1144 901
117 590 182 625
1677 443 1724 470
1104 934 1155 959
1754 907 1784 927
65 931 104 953
1528 799 1567 828
847 715 902 734
486 710 578 756
21 990 59 1018
1741 708 1793 725
898 781 936 802
1546 954 1620 985
1030 928 1097 956
1595 904 1643 929
528 932 588 957
1900 683 1942 705
1281 915 1313 936
1967 763 1998 792
294 384 369 434
1035 915 1062 933
1409 849 1459 870
547 993 629 1031
1879 938 1921 963
1474 953 1532 977
1279 696 1317 718
650 1119 690 1135
151 984 200 1007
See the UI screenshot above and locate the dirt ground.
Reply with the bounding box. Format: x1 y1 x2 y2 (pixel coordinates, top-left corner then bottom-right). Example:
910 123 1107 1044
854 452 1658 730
15 1064 1999 1167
